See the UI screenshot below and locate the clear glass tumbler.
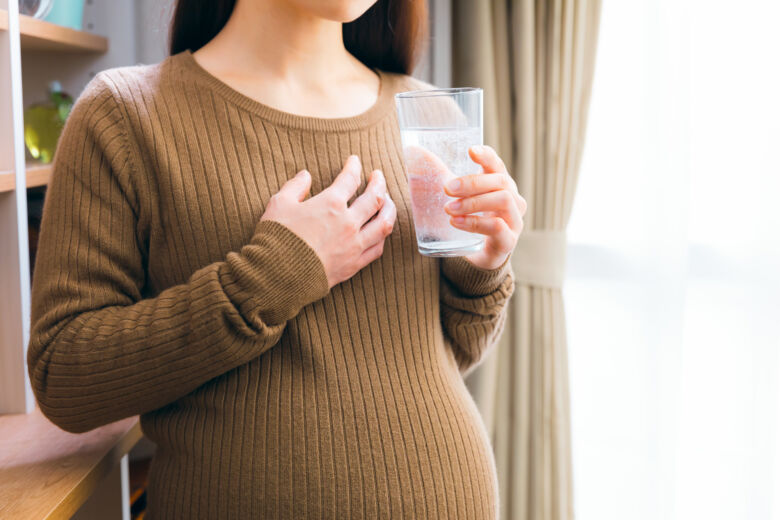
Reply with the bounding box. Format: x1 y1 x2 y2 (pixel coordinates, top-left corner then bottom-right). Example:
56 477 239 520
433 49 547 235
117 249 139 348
395 87 485 257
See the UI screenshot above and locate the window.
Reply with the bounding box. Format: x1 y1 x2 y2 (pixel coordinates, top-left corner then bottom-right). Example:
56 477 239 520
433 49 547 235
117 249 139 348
565 1 780 519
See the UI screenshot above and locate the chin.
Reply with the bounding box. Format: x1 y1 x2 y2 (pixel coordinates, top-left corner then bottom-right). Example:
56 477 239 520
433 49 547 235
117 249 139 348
291 0 379 23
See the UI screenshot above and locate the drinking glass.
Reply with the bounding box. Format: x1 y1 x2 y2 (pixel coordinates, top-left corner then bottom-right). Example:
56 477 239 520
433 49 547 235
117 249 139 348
395 87 485 256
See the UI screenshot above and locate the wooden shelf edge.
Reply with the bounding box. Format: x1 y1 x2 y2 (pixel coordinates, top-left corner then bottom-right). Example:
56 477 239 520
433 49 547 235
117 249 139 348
26 163 52 188
0 171 13 193
19 12 108 53
0 165 53 193
0 8 108 53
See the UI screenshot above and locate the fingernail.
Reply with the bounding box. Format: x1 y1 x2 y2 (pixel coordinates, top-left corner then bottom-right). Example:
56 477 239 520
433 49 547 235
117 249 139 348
448 200 462 211
296 169 308 178
472 145 485 154
453 216 466 224
446 178 462 192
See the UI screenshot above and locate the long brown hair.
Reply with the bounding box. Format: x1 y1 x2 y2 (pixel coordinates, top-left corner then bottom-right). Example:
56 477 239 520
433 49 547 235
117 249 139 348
168 0 428 75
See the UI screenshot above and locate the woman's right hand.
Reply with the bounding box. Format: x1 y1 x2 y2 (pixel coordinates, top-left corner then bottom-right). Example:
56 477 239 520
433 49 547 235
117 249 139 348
260 155 397 289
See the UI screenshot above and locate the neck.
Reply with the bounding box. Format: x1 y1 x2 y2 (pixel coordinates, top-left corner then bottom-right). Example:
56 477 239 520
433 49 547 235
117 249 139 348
208 0 361 85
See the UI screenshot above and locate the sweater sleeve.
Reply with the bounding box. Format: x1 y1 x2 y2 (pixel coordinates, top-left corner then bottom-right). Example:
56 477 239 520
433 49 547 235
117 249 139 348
27 72 330 433
439 254 515 376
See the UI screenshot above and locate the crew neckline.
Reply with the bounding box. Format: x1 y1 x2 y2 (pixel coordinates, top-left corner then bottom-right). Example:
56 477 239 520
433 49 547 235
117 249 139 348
174 48 395 132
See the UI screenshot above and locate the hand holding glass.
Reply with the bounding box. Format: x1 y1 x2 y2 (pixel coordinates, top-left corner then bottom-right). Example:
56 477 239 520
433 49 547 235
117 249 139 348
395 87 485 257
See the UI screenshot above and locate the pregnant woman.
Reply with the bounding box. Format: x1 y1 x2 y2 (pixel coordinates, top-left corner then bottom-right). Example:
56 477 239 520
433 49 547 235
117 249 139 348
27 0 526 517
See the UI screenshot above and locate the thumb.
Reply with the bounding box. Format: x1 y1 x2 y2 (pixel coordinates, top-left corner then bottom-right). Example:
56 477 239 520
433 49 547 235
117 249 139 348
280 169 312 202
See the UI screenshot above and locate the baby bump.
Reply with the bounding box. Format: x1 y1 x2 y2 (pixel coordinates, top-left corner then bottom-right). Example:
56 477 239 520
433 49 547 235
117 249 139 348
247 346 499 519
143 335 498 519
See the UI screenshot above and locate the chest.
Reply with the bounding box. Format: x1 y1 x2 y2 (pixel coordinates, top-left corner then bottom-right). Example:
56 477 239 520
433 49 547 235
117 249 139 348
138 114 423 292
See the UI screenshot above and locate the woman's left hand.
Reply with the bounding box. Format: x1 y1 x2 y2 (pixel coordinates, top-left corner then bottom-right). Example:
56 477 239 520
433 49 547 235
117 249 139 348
444 145 527 271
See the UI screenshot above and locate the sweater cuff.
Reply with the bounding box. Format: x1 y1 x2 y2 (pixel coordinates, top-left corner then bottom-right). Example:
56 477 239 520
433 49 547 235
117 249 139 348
441 253 513 297
237 219 330 325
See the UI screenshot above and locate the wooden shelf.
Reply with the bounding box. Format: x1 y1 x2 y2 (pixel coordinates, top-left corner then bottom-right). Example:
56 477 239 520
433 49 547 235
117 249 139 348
0 164 53 193
0 9 108 53
0 408 140 519
26 163 52 188
0 170 13 193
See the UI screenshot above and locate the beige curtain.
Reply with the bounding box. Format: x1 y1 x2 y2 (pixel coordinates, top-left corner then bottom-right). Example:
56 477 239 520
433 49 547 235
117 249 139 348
452 1 603 519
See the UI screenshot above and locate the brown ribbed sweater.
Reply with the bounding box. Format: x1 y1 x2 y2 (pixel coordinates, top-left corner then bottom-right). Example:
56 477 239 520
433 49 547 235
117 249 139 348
27 49 515 519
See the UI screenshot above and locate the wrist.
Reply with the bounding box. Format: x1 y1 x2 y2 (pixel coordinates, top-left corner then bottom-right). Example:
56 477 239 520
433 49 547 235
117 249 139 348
234 219 330 324
464 250 511 271
441 252 513 297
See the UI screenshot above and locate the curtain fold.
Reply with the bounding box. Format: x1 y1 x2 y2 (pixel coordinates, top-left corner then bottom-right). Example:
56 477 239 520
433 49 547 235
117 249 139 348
452 1 603 518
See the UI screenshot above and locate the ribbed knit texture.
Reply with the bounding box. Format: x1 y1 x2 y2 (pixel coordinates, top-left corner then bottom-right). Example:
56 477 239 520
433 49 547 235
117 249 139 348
27 49 515 519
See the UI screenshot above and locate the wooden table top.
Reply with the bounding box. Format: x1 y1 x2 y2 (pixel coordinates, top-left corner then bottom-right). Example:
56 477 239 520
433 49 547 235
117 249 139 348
0 407 140 519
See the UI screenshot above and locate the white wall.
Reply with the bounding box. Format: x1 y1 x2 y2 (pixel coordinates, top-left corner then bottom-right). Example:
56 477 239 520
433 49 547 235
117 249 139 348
134 0 175 65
